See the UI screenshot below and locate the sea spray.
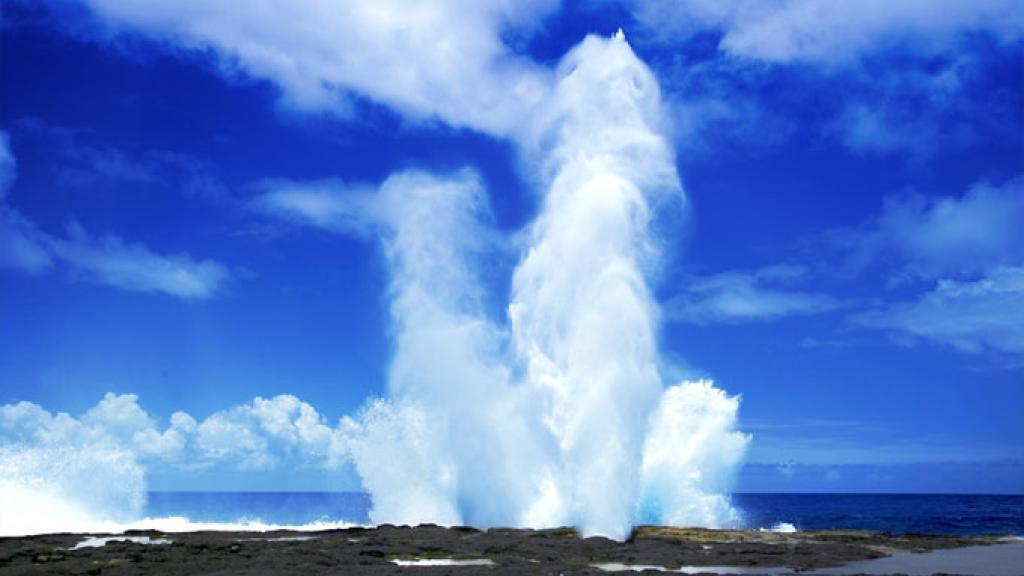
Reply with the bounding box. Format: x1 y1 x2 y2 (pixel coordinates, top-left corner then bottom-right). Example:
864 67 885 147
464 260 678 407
0 444 145 536
346 170 547 528
509 31 683 538
347 31 749 539
639 381 749 528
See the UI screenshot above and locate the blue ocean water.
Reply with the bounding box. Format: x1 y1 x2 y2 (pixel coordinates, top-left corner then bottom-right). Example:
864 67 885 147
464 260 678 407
144 492 1024 535
731 493 1024 536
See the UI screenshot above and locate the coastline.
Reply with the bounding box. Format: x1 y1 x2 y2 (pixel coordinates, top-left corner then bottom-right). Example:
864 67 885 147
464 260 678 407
1 525 1018 575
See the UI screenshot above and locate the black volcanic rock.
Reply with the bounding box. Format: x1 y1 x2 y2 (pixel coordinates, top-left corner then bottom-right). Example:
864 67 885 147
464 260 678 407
0 525 1003 575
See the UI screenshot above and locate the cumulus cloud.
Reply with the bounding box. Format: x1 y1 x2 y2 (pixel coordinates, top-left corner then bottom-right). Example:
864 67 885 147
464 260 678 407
44 0 558 136
852 266 1024 359
0 392 350 472
631 0 1024 65
664 265 841 324
195 395 347 470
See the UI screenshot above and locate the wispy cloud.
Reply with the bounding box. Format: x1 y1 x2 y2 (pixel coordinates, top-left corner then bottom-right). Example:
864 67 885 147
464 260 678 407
634 2 1022 160
852 266 1024 361
631 0 1023 65
49 222 230 300
0 208 55 274
846 176 1024 280
664 265 841 325
250 179 376 236
0 131 54 274
0 130 229 300
16 117 230 201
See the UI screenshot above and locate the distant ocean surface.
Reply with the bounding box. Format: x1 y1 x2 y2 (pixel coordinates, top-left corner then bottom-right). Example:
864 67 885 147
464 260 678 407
144 492 1024 536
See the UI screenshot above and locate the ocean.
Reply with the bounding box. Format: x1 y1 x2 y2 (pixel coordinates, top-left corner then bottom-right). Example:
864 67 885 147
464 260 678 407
143 492 1024 536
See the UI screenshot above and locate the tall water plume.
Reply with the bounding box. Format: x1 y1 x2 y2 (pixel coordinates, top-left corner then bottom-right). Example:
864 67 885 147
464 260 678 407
347 31 749 539
508 31 683 538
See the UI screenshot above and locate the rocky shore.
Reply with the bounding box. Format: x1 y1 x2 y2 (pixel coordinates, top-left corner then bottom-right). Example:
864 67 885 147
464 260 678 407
0 525 1009 575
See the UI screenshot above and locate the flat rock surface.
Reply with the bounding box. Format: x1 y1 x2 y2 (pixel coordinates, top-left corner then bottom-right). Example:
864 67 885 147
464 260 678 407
0 525 1005 575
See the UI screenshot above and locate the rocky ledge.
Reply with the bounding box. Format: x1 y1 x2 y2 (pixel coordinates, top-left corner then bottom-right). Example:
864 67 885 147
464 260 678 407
0 525 1007 575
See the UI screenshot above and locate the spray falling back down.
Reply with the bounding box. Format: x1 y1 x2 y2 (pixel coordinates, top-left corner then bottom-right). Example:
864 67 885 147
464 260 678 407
346 31 750 539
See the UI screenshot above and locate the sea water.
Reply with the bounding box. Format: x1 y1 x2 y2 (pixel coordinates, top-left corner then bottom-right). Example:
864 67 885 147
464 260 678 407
141 492 1024 535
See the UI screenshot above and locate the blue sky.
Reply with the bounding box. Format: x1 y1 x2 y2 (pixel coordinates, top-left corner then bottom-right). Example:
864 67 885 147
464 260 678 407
1 1 1022 496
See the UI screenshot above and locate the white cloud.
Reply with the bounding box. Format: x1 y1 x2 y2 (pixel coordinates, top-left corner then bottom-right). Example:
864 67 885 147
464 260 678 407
824 51 990 158
48 222 230 300
195 394 346 469
841 176 1024 279
251 179 376 235
631 0 1024 65
813 176 1024 366
0 392 352 472
0 215 230 299
56 0 559 136
853 266 1024 358
664 265 841 324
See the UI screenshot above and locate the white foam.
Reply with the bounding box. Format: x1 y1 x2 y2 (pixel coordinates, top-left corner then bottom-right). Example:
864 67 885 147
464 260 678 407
2 511 358 537
106 517 357 534
760 522 798 533
595 563 793 574
238 535 319 542
71 536 171 549
392 558 495 567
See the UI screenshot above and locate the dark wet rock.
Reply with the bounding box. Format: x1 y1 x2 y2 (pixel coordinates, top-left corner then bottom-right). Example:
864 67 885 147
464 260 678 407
0 525 1005 575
